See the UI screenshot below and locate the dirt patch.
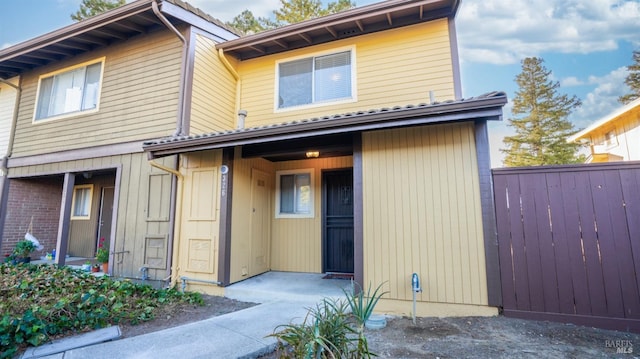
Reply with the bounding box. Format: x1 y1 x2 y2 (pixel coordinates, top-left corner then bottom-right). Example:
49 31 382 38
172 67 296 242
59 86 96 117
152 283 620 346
118 294 256 338
365 316 639 358
258 315 638 359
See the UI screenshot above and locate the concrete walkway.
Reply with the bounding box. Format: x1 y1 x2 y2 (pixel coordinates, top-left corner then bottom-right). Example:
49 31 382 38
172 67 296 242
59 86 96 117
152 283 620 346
27 272 352 359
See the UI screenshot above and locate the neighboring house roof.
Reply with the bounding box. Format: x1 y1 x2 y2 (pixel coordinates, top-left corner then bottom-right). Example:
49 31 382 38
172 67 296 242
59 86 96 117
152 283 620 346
218 0 460 60
0 0 238 80
143 91 507 159
568 97 640 142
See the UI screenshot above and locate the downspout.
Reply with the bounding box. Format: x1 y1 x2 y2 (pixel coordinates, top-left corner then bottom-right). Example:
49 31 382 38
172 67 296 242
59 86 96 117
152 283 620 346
0 78 21 248
0 77 21 161
152 0 189 136
218 49 243 127
149 158 183 288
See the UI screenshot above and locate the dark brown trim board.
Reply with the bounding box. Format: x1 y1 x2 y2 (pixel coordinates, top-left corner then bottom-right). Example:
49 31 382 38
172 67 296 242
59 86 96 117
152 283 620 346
352 133 364 289
474 119 502 307
7 141 144 170
55 173 75 267
0 176 9 250
217 147 234 286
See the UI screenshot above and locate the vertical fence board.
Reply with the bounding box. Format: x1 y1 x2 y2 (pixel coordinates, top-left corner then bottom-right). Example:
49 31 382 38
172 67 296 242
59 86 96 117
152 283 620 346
519 174 545 312
603 170 640 319
589 171 625 318
493 163 640 332
620 169 640 319
558 172 592 315
575 172 609 317
546 173 575 314
534 174 560 313
493 174 517 310
506 174 530 311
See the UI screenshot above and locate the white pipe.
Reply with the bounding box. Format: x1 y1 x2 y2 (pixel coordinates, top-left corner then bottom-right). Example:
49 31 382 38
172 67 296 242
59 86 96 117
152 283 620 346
180 276 222 292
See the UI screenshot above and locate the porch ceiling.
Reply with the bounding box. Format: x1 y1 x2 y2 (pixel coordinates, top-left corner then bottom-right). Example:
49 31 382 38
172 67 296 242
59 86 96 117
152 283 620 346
143 91 507 160
241 133 354 161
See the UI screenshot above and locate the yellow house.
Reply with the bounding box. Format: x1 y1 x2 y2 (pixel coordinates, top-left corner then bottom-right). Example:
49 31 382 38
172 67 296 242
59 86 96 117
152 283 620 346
144 0 507 316
0 0 237 281
568 97 640 163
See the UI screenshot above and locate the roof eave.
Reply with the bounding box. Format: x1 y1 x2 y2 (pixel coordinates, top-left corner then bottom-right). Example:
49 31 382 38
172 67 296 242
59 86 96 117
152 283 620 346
0 0 154 63
217 0 457 55
568 97 640 142
144 93 507 159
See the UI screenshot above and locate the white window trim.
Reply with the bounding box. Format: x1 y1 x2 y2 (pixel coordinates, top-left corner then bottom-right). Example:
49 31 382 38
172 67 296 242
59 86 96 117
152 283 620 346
275 169 315 219
71 184 93 220
32 57 106 123
274 46 357 113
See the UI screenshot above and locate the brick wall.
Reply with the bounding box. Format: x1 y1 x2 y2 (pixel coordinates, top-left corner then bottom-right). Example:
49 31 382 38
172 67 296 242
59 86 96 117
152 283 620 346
2 177 62 259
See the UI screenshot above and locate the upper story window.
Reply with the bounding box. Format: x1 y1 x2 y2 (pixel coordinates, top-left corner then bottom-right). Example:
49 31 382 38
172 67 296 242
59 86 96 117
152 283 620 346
34 58 105 122
277 50 354 110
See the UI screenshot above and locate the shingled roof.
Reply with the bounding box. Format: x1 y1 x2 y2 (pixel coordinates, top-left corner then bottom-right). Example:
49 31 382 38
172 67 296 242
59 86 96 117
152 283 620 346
143 91 507 159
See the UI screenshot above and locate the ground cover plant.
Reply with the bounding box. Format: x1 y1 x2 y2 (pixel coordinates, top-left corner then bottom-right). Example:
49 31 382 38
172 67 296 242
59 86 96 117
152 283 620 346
0 263 203 358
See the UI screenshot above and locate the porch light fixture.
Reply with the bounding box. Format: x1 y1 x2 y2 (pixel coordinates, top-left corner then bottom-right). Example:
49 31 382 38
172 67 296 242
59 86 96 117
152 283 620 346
306 151 320 158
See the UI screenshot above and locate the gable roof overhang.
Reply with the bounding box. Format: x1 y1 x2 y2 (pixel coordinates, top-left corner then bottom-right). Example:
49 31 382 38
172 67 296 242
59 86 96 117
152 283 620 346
217 0 460 60
0 0 238 80
143 91 507 160
568 97 640 142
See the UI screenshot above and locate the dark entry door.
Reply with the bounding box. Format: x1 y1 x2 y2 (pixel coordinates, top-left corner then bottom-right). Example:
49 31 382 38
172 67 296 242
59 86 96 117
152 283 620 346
323 169 354 273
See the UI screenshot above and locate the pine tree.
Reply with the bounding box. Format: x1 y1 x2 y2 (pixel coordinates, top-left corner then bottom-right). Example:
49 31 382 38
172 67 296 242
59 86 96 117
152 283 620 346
618 50 640 104
228 0 355 34
226 10 277 35
502 57 583 167
71 0 125 21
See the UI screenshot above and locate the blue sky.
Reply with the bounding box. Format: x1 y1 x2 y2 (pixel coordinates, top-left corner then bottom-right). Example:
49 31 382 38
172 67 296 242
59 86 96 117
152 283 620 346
2 0 639 167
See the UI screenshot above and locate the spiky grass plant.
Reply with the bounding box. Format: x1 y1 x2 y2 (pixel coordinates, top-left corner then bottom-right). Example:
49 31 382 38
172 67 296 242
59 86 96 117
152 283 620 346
343 282 388 358
270 282 388 359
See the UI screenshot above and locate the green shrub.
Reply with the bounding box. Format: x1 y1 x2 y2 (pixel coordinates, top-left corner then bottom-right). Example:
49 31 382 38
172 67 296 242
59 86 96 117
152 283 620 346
0 263 202 358
269 282 387 359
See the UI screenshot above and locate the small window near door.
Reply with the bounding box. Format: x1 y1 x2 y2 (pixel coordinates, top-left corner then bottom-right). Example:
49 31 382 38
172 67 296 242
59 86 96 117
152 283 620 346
71 184 93 220
276 170 314 218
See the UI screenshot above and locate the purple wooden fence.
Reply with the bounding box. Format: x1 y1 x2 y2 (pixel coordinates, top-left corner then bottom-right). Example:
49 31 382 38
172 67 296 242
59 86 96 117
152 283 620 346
493 162 640 332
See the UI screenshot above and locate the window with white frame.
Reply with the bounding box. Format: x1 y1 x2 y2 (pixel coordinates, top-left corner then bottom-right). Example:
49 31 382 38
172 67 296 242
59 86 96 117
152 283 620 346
35 59 104 121
277 50 353 109
276 170 314 218
71 184 93 219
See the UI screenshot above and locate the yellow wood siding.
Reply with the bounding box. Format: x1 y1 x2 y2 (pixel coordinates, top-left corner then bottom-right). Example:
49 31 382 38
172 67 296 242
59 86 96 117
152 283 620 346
11 29 183 157
362 123 489 308
9 153 175 281
190 34 237 134
0 77 19 157
271 156 353 273
237 20 454 128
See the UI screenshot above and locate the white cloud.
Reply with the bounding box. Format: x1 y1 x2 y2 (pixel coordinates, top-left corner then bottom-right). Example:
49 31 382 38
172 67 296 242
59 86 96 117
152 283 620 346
560 76 585 87
457 0 640 65
570 66 629 128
